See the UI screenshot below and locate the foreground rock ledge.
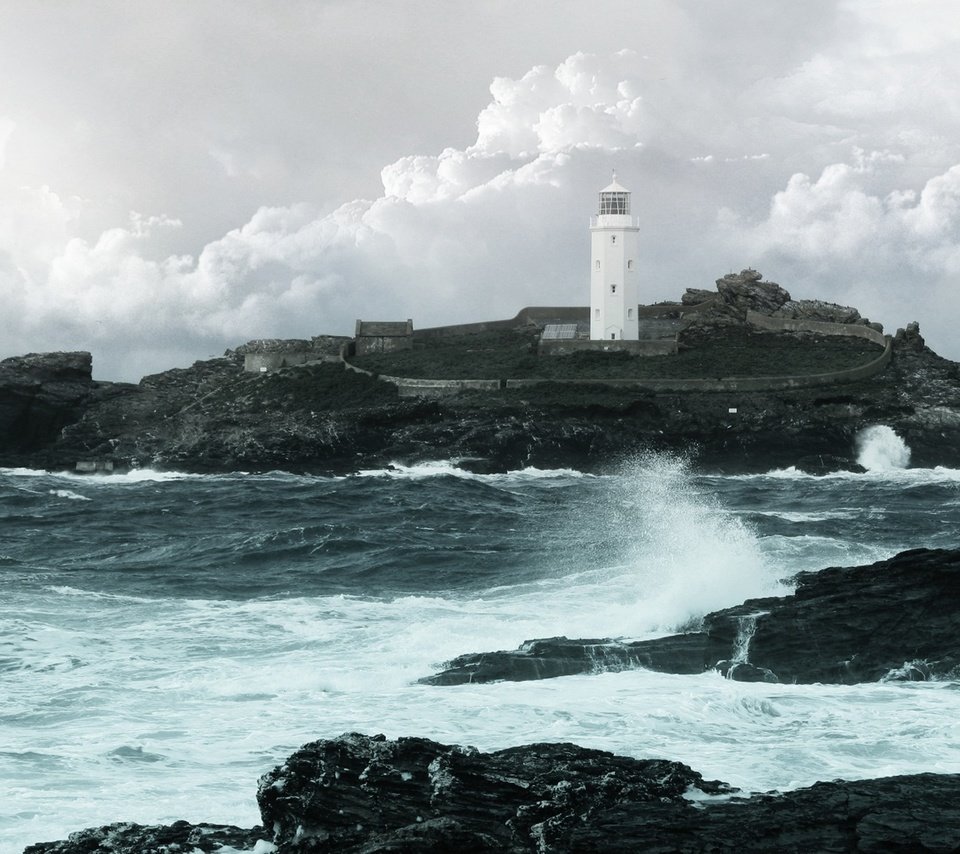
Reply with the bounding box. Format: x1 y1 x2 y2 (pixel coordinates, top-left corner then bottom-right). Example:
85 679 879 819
26 733 960 853
423 548 960 686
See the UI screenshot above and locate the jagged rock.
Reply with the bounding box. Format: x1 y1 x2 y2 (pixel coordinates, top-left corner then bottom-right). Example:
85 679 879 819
422 548 960 686
714 660 779 683
895 320 926 353
714 269 792 318
256 732 732 853
22 820 267 853
566 772 960 853
0 352 95 455
776 299 863 325
794 453 867 475
681 287 716 305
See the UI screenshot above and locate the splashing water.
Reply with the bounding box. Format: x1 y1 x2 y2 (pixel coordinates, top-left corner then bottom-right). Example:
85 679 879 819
856 425 911 471
594 453 782 633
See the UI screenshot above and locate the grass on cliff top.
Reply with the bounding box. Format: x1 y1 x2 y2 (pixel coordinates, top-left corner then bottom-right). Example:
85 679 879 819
349 327 884 381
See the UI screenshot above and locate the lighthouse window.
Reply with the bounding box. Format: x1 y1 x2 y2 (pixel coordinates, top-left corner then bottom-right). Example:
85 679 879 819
627 260 633 270
594 309 600 319
611 235 616 244
611 284 617 293
595 260 600 270
628 308 633 319
599 192 629 215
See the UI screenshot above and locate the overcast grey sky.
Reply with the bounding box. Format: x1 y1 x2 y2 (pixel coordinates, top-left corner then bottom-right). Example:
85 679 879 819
2 0 959 380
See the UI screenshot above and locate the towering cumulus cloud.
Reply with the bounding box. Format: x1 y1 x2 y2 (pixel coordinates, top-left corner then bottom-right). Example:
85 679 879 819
2 6 960 380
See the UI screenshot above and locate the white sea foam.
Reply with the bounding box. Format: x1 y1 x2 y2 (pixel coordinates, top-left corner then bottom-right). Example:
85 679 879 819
48 489 91 501
43 585 156 604
750 463 960 485
356 461 476 479
354 460 591 482
0 466 51 477
749 509 859 522
1 466 205 484
856 425 911 471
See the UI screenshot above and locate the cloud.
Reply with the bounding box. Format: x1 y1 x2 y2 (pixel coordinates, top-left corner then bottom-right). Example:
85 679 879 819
0 118 14 170
1 50 660 380
4 9 960 381
719 154 960 335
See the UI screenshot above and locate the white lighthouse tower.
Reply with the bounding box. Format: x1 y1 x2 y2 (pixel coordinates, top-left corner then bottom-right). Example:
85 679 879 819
590 174 640 341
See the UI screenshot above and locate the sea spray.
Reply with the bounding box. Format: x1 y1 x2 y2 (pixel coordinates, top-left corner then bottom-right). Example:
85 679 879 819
856 425 911 471
589 452 783 634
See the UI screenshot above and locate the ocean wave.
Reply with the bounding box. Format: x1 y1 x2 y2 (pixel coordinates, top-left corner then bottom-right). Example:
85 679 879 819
353 460 592 482
748 509 860 522
1 466 210 484
48 489 91 502
731 465 960 485
43 585 157 603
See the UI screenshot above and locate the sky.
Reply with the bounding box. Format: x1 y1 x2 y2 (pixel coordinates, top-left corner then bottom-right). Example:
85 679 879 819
2 0 960 381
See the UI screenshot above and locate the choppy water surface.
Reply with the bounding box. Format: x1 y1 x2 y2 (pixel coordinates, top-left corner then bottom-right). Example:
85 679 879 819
3 427 960 850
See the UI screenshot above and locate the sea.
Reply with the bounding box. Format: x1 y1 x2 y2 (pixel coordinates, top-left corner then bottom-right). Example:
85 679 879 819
3 424 960 851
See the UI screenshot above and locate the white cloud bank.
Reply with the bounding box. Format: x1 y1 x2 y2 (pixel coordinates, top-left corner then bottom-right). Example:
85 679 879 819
3 5 960 380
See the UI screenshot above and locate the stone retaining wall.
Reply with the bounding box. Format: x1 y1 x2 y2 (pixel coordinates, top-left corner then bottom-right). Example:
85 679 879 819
746 311 887 345
339 313 893 397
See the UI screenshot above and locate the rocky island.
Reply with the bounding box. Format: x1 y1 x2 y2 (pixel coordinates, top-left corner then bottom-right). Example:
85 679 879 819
3 270 960 475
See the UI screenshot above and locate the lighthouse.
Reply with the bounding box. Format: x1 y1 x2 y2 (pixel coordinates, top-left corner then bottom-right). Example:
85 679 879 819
590 174 640 341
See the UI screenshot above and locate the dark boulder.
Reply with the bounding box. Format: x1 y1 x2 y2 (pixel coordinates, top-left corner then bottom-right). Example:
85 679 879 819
256 732 732 852
794 453 867 475
22 820 265 853
567 772 960 853
423 548 960 686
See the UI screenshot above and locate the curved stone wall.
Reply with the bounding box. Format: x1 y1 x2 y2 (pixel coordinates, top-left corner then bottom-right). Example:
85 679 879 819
340 313 894 397
745 311 888 346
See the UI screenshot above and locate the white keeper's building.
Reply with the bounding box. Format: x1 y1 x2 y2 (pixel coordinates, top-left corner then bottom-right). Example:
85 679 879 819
589 175 640 341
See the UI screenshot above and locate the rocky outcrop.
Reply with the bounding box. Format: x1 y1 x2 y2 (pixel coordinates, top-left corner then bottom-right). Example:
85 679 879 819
0 351 118 463
257 733 730 852
776 298 864 325
681 287 716 305
28 733 960 852
23 821 265 854
691 270 878 331
717 268 792 315
422 548 960 686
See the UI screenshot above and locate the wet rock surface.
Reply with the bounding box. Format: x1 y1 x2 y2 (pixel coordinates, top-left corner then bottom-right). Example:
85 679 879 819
423 548 960 686
22 820 266 853
27 734 960 852
257 733 731 852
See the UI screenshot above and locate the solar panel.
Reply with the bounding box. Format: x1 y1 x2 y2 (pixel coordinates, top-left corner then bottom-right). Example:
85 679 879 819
542 324 578 340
